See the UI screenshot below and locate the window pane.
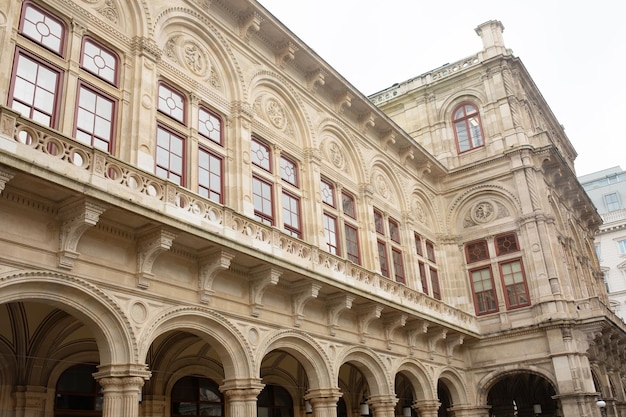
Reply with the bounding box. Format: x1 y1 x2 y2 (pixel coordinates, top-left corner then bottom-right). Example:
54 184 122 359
155 127 185 185
377 241 389 277
82 39 117 84
251 138 271 171
75 85 115 152
389 219 400 243
253 177 273 224
280 156 298 186
11 53 60 128
466 240 488 263
323 213 338 254
471 268 497 313
392 249 404 283
198 148 222 203
345 223 360 264
342 192 356 218
500 260 529 308
321 179 335 206
374 210 384 234
21 4 65 55
282 192 301 238
158 84 185 123
199 107 222 144
495 233 519 255
415 233 423 256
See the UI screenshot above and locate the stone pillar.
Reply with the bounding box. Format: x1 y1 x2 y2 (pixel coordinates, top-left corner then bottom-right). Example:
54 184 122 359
414 399 440 417
13 385 47 417
305 387 342 417
556 394 604 417
93 365 151 417
220 378 264 417
367 394 397 417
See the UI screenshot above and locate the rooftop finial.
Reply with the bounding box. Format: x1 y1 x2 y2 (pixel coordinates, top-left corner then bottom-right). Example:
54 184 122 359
475 20 507 59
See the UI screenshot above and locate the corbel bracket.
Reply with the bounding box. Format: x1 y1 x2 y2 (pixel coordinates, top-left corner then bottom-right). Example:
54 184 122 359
198 249 236 304
136 227 177 289
249 266 282 317
291 281 322 327
57 198 108 270
326 294 355 336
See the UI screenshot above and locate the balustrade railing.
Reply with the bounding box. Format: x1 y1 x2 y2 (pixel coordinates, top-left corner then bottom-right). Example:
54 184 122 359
0 106 478 333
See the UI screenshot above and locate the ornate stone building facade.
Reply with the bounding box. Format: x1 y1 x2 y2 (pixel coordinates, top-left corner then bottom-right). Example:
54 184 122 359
579 167 626 321
0 1 623 417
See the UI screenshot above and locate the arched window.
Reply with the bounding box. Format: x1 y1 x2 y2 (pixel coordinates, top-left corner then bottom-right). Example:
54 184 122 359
172 376 223 417
452 103 484 152
257 384 294 417
54 364 102 416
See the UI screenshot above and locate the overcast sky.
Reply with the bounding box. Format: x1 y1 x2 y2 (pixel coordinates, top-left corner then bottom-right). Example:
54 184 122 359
257 0 625 177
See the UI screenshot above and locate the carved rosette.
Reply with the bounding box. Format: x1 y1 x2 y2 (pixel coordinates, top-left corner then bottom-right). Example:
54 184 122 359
163 34 221 88
253 94 294 136
324 140 346 171
463 200 510 228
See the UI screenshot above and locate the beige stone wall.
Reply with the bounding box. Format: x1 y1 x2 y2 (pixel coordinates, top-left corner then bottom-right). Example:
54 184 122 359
0 2 623 417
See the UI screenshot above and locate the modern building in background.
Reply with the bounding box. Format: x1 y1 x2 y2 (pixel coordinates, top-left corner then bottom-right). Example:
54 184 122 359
580 167 626 320
0 1 624 417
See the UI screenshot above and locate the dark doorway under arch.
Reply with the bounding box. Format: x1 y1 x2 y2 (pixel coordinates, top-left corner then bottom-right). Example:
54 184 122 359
487 373 557 417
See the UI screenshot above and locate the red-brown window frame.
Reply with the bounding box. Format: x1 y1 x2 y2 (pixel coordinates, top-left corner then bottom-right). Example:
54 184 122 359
9 48 63 129
377 240 389 278
251 137 272 172
452 102 484 153
252 175 274 226
499 258 530 310
430 267 441 300
198 106 223 145
495 232 520 256
73 80 117 153
320 178 335 207
469 266 499 315
157 82 186 125
19 1 67 57
279 154 299 187
392 247 405 284
425 240 436 263
155 124 186 186
323 212 339 255
344 222 360 265
198 146 223 204
282 190 302 239
80 37 119 87
418 262 428 294
465 239 489 264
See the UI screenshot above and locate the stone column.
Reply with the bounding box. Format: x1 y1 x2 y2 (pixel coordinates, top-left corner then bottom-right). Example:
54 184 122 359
13 385 47 417
220 378 264 417
93 365 151 417
414 399 440 417
305 387 342 417
367 394 397 417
